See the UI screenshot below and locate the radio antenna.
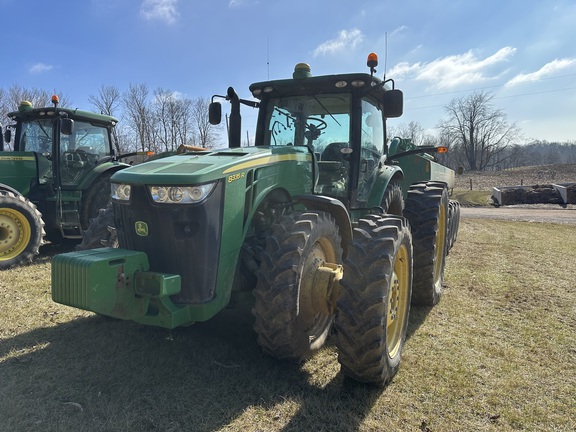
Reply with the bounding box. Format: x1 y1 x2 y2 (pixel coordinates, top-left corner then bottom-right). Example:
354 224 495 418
267 37 270 80
384 32 388 80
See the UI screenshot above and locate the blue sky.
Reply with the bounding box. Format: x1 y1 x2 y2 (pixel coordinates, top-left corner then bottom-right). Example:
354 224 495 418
2 0 575 142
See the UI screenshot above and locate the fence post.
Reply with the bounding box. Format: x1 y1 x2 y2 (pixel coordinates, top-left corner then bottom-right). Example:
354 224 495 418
469 178 473 190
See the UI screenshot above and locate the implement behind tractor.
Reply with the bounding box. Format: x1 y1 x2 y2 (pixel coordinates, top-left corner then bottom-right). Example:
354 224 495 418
52 54 460 385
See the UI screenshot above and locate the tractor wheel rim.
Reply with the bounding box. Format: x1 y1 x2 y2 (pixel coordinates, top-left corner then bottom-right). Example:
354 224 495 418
434 204 447 286
387 243 410 358
0 209 31 260
300 238 337 339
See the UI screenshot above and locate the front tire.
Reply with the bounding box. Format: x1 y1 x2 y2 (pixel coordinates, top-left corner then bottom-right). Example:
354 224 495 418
80 172 113 230
0 191 45 269
404 182 449 306
336 215 413 386
252 211 343 361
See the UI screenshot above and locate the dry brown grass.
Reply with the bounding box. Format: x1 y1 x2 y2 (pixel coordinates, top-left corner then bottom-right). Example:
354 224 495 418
1 220 575 431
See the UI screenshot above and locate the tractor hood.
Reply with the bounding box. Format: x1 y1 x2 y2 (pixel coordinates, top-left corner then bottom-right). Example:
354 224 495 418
111 145 313 186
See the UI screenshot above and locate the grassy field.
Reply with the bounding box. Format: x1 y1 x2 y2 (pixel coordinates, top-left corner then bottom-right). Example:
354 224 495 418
1 218 575 432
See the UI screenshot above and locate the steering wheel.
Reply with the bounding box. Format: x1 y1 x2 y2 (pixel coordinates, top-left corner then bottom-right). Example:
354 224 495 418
306 117 327 132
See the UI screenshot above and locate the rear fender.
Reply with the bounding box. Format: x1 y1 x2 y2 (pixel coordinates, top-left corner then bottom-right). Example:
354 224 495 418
76 162 130 191
368 165 404 204
293 194 352 258
0 183 24 197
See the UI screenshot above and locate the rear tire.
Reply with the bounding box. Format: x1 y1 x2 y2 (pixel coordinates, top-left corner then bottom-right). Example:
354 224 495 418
77 203 118 250
447 200 461 252
404 182 449 306
252 211 343 361
382 180 404 216
0 191 45 269
336 215 413 386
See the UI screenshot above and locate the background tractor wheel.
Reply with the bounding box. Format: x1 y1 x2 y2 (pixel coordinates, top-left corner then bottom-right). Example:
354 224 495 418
0 191 45 269
381 180 404 216
336 215 413 386
77 203 118 250
80 172 113 230
252 211 343 361
404 181 449 306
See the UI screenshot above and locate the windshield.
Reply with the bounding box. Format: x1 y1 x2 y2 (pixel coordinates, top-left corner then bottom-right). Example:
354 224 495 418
19 119 53 152
18 119 111 157
264 94 351 154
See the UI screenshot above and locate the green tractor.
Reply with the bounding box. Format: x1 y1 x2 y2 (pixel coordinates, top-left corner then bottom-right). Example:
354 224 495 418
0 96 132 269
52 54 460 385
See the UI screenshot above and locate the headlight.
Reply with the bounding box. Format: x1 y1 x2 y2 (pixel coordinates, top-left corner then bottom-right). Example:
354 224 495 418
111 183 131 201
149 182 216 204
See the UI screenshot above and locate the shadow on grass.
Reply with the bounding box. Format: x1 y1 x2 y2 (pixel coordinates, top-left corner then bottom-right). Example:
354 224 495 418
0 299 384 432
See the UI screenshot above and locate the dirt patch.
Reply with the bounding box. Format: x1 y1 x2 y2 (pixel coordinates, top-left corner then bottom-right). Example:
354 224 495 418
461 206 576 224
455 164 576 191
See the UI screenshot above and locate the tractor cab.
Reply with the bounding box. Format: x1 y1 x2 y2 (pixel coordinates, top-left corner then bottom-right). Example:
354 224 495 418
210 53 403 211
5 97 117 190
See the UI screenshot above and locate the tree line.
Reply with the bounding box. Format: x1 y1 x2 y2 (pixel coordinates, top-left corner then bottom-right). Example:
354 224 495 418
389 91 575 172
0 84 222 154
1 84 574 171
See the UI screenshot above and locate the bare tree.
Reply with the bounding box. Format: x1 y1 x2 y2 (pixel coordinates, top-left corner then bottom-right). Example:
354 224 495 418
89 85 121 116
6 84 71 109
89 85 123 152
389 120 426 146
152 88 193 151
438 91 521 171
122 84 153 152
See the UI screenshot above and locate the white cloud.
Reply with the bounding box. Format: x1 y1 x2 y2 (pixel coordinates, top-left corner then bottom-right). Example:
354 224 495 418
388 47 517 89
313 29 364 57
506 58 576 86
140 0 179 25
29 63 54 74
389 25 408 37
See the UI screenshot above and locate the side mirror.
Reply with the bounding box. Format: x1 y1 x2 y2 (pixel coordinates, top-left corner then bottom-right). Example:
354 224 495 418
61 118 74 135
382 89 403 118
209 102 222 125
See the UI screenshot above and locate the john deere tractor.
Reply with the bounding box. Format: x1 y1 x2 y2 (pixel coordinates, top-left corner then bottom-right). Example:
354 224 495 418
52 54 460 385
0 96 131 269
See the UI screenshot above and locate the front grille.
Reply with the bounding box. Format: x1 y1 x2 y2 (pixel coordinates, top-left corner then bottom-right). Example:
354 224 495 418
114 182 223 304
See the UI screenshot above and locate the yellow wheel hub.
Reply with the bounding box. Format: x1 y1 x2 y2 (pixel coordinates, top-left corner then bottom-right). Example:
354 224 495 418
387 244 410 358
0 208 32 260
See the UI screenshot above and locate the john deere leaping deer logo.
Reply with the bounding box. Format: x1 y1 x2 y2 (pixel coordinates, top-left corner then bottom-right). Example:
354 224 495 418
135 221 149 236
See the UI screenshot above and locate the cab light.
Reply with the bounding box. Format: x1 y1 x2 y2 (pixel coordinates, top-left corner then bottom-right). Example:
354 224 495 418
335 80 348 88
367 52 379 68
149 182 216 204
351 80 366 88
112 183 132 201
437 146 449 153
